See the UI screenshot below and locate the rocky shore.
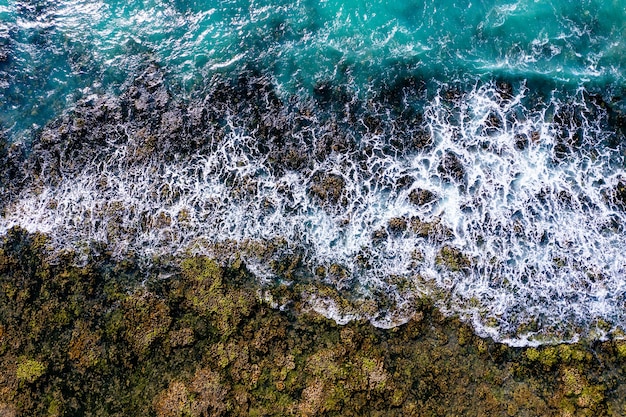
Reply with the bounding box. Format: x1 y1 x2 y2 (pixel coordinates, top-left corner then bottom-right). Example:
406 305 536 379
1 227 626 416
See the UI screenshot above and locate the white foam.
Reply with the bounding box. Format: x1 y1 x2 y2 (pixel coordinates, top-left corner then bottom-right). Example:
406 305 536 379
2 81 625 345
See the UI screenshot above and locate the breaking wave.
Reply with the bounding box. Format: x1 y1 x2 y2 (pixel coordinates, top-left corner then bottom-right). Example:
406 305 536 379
2 68 626 346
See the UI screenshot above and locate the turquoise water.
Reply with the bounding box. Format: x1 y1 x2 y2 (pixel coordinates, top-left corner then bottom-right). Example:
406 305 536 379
2 0 626 142
2 0 626 345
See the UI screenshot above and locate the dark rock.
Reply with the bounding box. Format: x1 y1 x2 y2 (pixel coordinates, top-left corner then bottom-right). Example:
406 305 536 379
552 107 584 148
409 188 437 206
444 88 462 101
530 131 541 144
379 75 425 109
0 138 26 212
411 129 433 150
309 172 346 206
557 190 574 209
362 115 383 134
371 228 388 243
514 134 528 150
496 81 514 100
485 112 502 135
438 152 465 183
553 142 570 160
388 217 408 234
312 81 351 108
313 81 333 104
395 175 415 190
609 180 626 210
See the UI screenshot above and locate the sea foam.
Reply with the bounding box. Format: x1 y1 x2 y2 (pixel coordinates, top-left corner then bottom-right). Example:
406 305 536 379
1 78 625 346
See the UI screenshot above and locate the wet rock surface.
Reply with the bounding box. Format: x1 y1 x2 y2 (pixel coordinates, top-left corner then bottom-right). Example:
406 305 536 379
2 68 626 354
0 135 25 214
437 151 465 184
408 188 437 207
4 65 437 203
308 172 346 207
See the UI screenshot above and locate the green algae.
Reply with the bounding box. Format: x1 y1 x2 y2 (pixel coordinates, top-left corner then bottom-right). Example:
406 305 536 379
16 359 46 383
1 227 626 415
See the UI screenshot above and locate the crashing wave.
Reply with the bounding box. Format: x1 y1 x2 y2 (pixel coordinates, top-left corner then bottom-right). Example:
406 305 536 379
1 67 626 346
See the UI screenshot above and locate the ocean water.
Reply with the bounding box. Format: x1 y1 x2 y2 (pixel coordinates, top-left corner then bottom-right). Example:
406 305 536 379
1 0 626 346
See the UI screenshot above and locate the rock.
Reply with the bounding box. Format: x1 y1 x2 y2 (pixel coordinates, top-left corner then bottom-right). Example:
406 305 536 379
309 172 346 206
435 245 470 272
609 180 626 209
409 188 437 206
496 81 514 101
514 134 528 150
485 112 502 135
411 129 433 150
388 217 408 234
438 151 465 183
371 228 388 243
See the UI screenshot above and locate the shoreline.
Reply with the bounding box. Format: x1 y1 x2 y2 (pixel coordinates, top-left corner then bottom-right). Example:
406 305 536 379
2 71 625 344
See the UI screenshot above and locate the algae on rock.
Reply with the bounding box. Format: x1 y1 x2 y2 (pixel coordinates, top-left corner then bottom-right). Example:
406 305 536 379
0 227 625 416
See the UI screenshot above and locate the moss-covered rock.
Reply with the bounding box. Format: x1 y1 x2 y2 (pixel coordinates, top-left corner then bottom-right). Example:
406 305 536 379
16 359 46 383
435 244 471 272
1 228 626 416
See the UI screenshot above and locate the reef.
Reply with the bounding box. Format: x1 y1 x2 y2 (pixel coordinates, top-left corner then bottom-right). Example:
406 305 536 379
1 227 626 416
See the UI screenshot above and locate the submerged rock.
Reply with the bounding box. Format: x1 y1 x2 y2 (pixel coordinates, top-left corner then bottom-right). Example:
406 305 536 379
609 180 626 210
437 151 466 184
408 188 437 206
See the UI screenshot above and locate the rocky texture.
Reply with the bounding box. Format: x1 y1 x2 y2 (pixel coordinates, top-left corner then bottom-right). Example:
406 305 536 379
0 227 625 416
308 172 347 207
408 188 437 207
3 69 626 415
0 133 25 214
0 66 441 215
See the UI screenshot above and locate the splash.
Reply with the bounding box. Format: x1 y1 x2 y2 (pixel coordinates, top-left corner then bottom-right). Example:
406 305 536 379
2 70 625 346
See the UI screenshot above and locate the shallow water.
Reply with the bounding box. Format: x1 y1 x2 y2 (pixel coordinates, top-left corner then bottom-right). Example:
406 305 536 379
2 0 626 345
